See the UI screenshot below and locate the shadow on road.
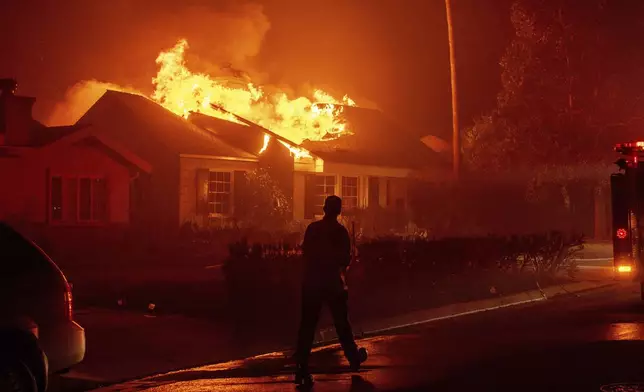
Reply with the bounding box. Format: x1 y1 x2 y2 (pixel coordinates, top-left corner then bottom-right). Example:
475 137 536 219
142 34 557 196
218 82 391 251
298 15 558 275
350 375 377 391
145 356 390 386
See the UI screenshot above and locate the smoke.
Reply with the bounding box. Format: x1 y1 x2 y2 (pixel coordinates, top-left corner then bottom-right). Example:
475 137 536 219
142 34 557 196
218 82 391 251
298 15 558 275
43 1 376 127
46 81 143 126
43 1 272 125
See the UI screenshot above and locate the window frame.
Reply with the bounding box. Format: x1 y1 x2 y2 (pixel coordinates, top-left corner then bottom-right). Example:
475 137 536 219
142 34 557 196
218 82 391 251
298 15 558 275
313 175 338 215
49 174 108 225
207 170 234 217
341 176 360 211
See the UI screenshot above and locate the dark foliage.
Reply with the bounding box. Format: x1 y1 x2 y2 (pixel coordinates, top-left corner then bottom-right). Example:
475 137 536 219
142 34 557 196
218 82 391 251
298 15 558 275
222 232 583 336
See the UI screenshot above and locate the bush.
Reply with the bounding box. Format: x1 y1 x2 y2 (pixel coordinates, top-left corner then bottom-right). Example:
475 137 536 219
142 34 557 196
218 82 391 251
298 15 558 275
222 232 584 334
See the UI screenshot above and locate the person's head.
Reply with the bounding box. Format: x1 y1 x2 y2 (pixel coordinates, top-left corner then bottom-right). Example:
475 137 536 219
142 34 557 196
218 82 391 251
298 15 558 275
323 195 342 217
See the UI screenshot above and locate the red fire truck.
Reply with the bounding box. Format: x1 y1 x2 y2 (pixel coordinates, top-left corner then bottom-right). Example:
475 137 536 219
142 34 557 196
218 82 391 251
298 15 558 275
611 141 644 294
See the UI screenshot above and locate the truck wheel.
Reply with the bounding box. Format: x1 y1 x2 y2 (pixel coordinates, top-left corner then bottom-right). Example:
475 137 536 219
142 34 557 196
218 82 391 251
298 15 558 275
0 360 38 392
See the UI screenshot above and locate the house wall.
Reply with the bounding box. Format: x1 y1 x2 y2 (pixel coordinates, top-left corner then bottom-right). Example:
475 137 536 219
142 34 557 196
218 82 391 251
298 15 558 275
293 161 412 221
179 155 257 226
0 143 131 225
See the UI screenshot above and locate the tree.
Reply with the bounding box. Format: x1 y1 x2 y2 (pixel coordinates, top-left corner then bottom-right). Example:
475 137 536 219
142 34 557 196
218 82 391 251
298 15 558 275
465 0 644 171
239 168 291 232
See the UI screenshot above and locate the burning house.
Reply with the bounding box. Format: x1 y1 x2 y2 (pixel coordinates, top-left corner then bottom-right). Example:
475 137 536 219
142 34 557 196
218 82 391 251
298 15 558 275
0 78 448 237
0 38 451 238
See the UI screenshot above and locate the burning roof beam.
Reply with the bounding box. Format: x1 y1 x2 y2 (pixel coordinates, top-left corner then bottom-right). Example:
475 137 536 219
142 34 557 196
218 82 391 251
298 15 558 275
208 103 313 159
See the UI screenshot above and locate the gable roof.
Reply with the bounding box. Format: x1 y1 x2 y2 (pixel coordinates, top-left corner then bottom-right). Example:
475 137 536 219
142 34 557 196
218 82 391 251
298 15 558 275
301 107 449 170
77 90 257 162
188 111 303 156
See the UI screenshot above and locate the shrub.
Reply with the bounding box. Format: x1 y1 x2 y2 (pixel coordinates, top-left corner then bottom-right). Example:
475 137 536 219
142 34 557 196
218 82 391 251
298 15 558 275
222 232 583 331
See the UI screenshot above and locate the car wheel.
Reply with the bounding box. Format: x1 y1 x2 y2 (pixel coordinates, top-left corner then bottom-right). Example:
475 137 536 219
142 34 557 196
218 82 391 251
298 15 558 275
0 360 38 392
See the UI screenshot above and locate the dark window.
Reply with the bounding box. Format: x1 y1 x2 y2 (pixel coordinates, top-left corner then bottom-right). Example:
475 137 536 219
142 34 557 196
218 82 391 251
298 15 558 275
50 176 107 224
50 176 63 221
368 177 380 208
314 175 336 209
79 178 92 221
65 178 78 222
386 179 391 207
342 176 359 210
93 178 108 222
208 171 232 215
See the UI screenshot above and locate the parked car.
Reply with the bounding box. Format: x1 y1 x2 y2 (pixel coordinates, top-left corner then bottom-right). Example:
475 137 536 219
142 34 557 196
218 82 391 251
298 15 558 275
0 222 85 392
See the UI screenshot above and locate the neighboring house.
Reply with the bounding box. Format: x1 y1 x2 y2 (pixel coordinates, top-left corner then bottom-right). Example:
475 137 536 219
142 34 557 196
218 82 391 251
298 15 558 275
0 83 150 231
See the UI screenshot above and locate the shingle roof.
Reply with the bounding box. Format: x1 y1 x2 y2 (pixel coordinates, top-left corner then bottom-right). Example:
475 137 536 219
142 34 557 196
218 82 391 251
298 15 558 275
77 90 257 161
301 107 449 170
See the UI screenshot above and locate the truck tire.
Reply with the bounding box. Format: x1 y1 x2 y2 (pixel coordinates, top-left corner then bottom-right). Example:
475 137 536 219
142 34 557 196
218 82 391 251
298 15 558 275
0 359 38 392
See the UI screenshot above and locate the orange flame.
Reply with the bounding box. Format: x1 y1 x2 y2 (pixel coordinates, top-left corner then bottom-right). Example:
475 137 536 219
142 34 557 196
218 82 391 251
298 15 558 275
152 39 356 144
259 133 271 154
278 140 312 159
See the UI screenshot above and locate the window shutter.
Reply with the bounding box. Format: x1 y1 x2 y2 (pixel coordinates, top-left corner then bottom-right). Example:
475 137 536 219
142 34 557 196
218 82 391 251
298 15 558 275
304 174 316 219
196 169 209 217
233 170 248 219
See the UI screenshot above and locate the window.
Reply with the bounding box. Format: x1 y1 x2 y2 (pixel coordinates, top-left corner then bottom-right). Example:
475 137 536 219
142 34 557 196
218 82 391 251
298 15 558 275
51 176 63 221
342 176 359 210
49 176 108 223
208 171 231 215
314 175 336 209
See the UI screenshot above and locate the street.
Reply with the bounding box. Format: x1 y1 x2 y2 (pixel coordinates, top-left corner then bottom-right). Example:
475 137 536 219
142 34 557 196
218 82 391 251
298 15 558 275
87 277 644 392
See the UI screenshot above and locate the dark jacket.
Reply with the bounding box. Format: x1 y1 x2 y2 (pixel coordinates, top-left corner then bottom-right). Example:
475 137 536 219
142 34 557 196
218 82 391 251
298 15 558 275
302 216 351 293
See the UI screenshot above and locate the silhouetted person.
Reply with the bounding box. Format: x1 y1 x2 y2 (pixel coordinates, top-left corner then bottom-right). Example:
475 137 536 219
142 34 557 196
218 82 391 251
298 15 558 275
294 195 367 387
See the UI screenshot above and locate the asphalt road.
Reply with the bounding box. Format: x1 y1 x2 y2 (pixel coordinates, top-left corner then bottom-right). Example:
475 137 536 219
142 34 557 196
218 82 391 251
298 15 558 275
86 281 644 392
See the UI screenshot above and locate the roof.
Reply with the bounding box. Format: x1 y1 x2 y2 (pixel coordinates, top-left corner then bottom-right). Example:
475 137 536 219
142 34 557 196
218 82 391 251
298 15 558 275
188 112 263 155
29 123 88 146
77 90 257 162
301 107 449 170
188 112 301 156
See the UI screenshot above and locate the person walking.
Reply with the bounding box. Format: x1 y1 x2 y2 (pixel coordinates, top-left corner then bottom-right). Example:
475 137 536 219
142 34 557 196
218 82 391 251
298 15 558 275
294 195 367 387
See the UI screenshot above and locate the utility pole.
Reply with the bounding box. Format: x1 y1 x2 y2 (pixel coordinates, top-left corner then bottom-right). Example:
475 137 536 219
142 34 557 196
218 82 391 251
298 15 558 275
445 0 460 179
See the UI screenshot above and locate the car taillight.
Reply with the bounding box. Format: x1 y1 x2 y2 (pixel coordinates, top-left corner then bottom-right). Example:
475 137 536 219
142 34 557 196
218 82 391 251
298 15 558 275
64 284 73 320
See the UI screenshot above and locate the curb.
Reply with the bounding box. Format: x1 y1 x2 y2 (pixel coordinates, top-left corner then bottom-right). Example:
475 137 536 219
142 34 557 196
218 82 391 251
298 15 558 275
317 280 616 342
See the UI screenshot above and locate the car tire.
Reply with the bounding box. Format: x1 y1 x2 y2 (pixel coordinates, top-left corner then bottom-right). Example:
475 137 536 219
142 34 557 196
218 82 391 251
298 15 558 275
0 359 38 392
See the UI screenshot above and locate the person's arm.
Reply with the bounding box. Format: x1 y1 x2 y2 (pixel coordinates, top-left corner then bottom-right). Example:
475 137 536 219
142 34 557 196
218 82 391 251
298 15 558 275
302 225 313 259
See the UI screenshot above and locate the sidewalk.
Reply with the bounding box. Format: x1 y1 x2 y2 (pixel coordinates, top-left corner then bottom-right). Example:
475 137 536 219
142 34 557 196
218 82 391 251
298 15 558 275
319 280 616 342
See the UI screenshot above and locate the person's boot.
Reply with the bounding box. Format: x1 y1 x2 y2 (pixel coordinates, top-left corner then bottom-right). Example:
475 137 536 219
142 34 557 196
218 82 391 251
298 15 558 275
294 364 313 387
349 347 368 372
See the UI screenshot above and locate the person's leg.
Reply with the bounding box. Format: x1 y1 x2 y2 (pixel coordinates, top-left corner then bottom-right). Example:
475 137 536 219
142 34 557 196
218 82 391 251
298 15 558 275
295 289 323 378
328 290 360 362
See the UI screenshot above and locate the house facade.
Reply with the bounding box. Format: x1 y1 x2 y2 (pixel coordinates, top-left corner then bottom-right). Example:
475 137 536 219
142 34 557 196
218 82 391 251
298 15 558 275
0 83 150 233
0 83 447 238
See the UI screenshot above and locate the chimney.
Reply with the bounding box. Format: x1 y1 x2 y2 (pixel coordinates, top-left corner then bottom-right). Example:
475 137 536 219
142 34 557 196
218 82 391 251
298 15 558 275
0 78 36 146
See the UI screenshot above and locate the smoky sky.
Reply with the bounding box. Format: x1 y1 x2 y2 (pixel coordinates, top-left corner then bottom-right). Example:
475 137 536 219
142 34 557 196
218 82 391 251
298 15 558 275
0 0 513 140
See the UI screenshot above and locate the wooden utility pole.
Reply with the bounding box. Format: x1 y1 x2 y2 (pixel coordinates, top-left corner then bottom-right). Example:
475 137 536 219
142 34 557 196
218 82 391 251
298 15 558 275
445 0 460 179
